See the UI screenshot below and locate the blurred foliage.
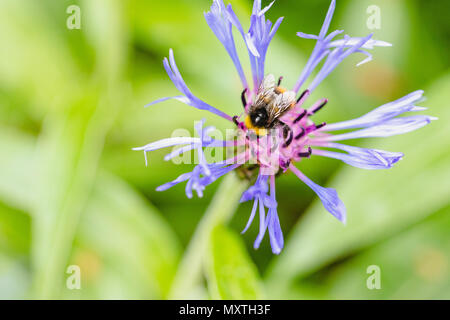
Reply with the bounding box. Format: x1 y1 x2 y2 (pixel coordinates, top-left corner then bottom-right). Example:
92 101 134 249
207 226 262 299
0 0 448 299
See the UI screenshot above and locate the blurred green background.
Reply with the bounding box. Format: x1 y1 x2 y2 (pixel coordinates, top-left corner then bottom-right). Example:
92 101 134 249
0 0 449 299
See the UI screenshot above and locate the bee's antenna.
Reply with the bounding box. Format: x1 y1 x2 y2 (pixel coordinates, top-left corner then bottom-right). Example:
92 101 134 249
277 76 283 86
241 88 248 109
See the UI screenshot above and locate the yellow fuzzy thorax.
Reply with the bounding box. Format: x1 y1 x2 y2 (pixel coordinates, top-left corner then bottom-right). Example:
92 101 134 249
274 86 286 94
244 115 268 136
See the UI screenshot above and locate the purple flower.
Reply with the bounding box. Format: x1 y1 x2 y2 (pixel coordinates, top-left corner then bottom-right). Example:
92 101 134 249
147 49 233 121
135 0 434 254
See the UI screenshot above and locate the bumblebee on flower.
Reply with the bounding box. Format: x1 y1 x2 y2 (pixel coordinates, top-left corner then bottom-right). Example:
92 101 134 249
134 0 435 254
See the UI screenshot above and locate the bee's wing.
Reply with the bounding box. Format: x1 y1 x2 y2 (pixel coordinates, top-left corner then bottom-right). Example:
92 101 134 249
278 91 296 107
267 90 296 124
258 74 276 94
250 75 277 113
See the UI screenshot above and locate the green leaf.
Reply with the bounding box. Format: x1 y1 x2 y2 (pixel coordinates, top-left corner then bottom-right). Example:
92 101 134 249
0 125 182 299
0 127 34 212
207 226 263 300
31 91 114 298
168 172 248 299
66 171 182 299
266 73 450 298
29 0 129 299
0 253 30 299
309 206 450 300
0 203 31 258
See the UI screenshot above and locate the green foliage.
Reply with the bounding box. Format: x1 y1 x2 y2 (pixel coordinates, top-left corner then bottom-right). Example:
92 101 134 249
207 226 263 299
168 173 248 299
70 172 182 299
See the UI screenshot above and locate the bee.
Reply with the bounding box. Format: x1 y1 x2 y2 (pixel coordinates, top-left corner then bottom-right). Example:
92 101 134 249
243 74 297 137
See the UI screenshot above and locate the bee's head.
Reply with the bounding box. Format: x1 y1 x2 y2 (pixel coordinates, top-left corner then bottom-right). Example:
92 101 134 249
249 107 269 128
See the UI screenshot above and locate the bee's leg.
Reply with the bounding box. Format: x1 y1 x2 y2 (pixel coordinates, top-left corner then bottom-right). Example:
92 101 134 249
241 88 248 109
232 115 240 126
298 146 312 158
277 76 283 86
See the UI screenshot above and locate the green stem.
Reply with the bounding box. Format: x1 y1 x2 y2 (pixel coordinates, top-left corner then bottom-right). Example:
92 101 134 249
168 172 249 299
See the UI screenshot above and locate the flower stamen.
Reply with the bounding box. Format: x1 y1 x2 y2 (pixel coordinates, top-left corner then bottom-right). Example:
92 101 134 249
293 110 307 123
313 122 327 131
298 146 313 158
296 90 310 104
294 128 306 140
309 99 328 114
